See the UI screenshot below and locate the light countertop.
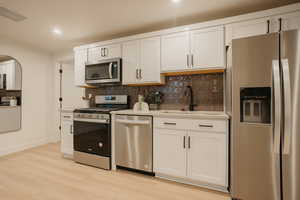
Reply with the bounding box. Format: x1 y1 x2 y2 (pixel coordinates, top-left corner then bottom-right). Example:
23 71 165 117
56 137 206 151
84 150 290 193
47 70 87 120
111 110 229 120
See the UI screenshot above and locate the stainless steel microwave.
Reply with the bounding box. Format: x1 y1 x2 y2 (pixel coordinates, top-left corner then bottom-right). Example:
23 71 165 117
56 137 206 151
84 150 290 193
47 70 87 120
85 58 121 84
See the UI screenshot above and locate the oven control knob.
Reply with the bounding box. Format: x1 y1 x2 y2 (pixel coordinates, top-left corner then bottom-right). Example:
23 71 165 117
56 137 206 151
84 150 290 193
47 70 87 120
98 142 103 148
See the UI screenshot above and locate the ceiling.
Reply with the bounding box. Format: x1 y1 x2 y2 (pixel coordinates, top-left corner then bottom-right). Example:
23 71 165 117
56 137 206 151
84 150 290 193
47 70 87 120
0 0 299 53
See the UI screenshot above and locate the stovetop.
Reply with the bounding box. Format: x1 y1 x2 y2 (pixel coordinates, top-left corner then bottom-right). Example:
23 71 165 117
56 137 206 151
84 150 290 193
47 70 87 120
74 106 128 114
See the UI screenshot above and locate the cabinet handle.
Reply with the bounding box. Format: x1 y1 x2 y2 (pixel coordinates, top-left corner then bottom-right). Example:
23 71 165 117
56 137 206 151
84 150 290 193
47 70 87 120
267 20 270 34
278 18 282 32
199 124 213 128
101 48 104 57
187 55 189 67
63 116 71 119
164 122 176 126
136 69 139 79
139 69 142 80
70 125 73 134
188 136 191 149
191 54 194 67
104 48 108 57
183 136 186 149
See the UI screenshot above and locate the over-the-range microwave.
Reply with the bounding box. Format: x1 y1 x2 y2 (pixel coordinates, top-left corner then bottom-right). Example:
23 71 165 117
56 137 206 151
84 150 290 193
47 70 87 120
85 58 122 85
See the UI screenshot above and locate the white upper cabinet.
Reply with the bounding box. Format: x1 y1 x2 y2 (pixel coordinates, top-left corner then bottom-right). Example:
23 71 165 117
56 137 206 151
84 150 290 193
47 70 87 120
122 36 164 85
161 32 190 72
88 44 121 63
153 128 187 177
161 26 225 72
140 37 162 83
74 49 88 87
122 40 140 85
190 26 225 69
271 11 300 32
187 131 227 186
225 17 270 45
0 60 21 90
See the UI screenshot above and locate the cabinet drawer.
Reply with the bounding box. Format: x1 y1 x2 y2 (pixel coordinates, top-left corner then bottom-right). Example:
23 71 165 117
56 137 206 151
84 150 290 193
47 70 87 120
189 119 227 133
154 118 187 130
154 117 227 132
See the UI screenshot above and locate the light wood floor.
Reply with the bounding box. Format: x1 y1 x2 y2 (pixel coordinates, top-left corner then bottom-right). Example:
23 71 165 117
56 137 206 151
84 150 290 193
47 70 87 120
0 143 231 200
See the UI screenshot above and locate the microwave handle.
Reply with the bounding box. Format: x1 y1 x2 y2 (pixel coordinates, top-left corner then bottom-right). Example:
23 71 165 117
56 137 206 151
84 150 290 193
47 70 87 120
109 63 113 79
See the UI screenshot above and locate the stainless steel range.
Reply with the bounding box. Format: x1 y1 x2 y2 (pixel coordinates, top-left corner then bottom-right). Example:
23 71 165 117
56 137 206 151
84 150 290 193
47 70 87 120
73 95 128 170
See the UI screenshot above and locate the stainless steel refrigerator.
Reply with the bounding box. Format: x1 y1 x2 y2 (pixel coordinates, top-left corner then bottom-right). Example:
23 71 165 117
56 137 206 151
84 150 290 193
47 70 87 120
229 29 300 200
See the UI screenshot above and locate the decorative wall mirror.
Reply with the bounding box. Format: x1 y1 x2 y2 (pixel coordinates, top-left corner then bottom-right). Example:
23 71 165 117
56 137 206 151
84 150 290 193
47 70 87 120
0 55 22 133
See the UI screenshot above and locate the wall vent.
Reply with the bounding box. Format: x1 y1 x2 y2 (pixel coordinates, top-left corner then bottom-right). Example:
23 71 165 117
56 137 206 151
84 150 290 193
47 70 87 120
0 7 27 22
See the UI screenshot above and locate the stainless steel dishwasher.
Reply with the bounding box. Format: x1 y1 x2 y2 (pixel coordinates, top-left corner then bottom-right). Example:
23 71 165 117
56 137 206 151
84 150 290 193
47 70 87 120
115 115 153 172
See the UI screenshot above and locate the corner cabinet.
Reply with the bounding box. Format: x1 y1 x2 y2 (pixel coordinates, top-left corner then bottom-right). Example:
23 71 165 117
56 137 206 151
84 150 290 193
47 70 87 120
122 37 164 85
153 117 229 191
74 49 88 87
61 112 74 157
161 26 225 72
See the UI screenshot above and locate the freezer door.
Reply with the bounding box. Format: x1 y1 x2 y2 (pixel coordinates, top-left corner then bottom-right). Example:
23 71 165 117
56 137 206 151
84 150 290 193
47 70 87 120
281 30 300 200
231 33 281 200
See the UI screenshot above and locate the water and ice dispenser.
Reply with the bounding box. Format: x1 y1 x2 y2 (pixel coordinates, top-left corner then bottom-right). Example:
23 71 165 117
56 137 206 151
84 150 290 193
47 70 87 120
240 87 271 124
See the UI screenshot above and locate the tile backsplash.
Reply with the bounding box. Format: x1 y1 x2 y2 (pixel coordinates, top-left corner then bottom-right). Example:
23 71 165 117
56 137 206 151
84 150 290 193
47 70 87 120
86 73 224 111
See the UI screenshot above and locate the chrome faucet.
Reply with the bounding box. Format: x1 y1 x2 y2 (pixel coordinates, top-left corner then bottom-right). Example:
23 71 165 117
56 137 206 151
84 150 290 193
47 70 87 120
185 86 196 111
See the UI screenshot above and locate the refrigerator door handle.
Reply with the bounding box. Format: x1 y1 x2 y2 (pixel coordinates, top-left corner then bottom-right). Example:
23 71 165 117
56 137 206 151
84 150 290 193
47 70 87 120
282 59 292 155
272 60 282 154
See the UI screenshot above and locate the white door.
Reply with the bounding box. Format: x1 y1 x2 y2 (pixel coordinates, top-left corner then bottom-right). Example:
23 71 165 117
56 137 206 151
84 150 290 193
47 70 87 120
225 17 270 45
187 131 227 186
74 49 88 87
140 37 162 83
62 63 85 108
61 119 73 156
153 128 187 177
161 32 190 72
122 40 140 84
190 26 225 69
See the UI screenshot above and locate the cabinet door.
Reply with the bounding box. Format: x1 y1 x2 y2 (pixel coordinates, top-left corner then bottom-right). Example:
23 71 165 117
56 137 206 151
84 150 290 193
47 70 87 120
140 37 162 83
153 128 187 177
271 11 300 32
187 131 227 186
87 47 102 63
161 32 190 72
61 120 73 156
225 17 270 44
4 61 15 90
74 49 88 87
122 40 140 84
190 26 225 69
103 44 121 59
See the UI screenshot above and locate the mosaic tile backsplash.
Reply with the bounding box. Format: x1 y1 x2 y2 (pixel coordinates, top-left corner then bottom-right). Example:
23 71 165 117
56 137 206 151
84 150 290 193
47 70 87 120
86 73 224 111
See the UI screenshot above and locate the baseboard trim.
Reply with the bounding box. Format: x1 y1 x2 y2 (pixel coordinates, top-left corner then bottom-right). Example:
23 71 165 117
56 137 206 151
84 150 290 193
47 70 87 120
155 173 229 194
0 137 50 157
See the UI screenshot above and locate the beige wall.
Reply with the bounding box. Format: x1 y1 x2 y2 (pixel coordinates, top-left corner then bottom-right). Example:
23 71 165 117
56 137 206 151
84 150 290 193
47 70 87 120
0 37 54 156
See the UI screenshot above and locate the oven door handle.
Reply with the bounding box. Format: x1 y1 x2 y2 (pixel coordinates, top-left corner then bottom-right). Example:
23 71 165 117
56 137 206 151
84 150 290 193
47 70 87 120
109 62 113 79
74 118 109 124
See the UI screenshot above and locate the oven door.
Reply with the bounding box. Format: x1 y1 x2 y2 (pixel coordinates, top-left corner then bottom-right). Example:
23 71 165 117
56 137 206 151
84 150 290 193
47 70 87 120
85 58 121 84
73 120 111 157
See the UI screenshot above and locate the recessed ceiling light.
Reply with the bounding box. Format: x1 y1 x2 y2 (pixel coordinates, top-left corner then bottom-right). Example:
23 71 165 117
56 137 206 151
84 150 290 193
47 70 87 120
52 27 62 36
172 0 181 3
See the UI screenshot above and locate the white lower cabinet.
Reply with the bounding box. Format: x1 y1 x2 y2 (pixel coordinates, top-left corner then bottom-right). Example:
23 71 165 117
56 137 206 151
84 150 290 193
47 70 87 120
61 112 74 157
187 131 227 186
153 129 187 177
153 117 228 190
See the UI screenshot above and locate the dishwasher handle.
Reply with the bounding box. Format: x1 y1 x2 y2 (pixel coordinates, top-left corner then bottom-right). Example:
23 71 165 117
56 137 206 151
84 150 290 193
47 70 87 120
116 119 151 125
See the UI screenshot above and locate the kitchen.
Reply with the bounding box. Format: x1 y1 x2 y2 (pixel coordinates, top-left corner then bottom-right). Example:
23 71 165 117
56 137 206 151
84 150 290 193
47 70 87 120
0 1 300 200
